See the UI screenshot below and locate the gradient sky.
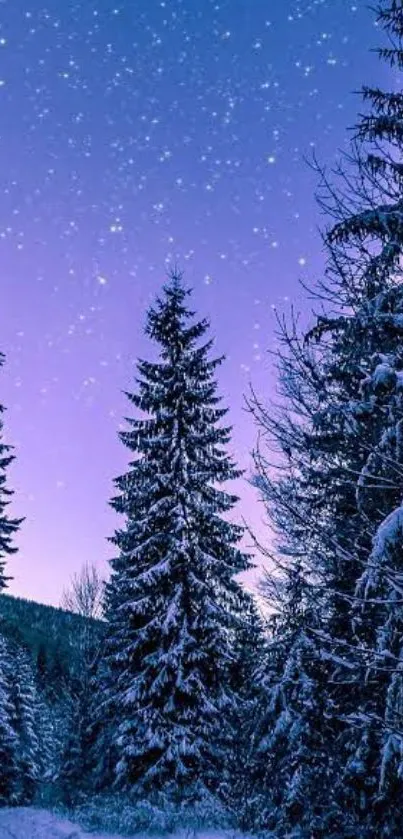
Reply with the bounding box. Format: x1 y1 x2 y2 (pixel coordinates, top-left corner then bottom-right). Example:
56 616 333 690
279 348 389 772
0 0 389 605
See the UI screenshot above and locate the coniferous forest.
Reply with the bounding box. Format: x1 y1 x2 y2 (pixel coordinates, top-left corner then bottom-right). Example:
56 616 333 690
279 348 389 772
3 1 403 837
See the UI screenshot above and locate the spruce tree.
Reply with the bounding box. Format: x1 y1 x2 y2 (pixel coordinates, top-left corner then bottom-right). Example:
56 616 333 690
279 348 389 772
58 691 87 804
225 600 266 827
0 354 23 803
59 619 103 803
0 352 22 588
103 272 251 805
0 636 18 804
8 646 41 804
251 2 403 835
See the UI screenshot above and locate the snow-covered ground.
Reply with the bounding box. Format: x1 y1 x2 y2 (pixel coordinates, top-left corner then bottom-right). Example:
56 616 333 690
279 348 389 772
0 808 121 839
0 808 242 839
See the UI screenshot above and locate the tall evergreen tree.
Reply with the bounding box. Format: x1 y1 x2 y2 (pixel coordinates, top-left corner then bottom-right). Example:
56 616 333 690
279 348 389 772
58 690 88 804
0 636 18 804
0 353 24 803
102 272 251 805
8 646 41 804
225 599 266 827
251 2 403 835
0 352 22 589
58 614 103 803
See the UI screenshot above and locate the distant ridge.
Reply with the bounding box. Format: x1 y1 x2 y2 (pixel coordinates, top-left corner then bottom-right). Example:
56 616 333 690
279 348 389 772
0 592 103 682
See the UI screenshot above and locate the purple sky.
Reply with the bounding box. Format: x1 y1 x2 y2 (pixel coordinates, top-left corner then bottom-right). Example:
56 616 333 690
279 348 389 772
0 0 388 606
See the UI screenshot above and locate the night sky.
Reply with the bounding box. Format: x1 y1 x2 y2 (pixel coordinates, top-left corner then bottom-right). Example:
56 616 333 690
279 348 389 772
0 0 388 605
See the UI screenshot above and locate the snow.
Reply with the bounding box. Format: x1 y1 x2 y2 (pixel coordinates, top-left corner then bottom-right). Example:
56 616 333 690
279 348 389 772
0 809 246 839
0 808 112 839
371 361 395 387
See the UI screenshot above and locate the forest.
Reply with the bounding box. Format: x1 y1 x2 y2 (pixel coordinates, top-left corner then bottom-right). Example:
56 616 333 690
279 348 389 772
1 2 403 837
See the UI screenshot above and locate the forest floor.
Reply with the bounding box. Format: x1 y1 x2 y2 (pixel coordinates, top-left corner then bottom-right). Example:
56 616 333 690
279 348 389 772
0 807 120 839
0 808 243 839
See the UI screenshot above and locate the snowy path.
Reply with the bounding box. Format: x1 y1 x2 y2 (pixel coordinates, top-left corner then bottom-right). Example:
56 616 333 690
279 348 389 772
0 808 112 839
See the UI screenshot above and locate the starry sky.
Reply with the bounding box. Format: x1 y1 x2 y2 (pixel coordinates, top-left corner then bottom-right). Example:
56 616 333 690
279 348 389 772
0 0 390 606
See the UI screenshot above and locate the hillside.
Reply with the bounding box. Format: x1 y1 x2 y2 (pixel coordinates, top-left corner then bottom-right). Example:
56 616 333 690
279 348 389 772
0 593 103 682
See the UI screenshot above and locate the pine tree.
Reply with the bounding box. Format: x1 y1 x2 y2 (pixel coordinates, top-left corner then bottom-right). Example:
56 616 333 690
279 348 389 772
251 2 403 835
8 646 41 804
102 271 251 805
58 621 103 803
225 599 266 827
35 692 57 790
0 637 18 804
0 353 22 589
87 652 117 792
36 644 48 688
58 690 87 805
0 354 24 804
